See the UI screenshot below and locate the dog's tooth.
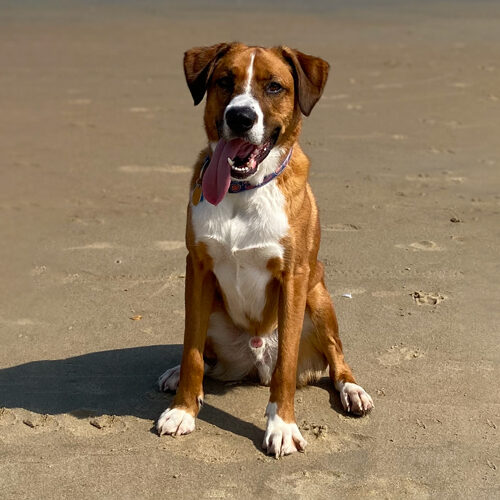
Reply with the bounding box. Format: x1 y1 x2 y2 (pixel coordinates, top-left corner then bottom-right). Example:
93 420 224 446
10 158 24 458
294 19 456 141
227 157 235 167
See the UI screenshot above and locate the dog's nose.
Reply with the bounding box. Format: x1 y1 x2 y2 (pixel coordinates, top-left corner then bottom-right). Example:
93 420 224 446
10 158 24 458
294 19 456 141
225 106 257 135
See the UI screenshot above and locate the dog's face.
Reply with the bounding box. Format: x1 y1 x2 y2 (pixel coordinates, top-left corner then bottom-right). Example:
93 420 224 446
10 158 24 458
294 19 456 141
184 43 329 181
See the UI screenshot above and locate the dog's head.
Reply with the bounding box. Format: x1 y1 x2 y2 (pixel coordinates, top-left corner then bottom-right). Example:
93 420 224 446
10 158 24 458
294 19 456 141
183 43 329 203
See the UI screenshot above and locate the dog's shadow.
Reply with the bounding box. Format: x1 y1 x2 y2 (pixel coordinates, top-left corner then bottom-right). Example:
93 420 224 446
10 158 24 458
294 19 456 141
0 345 347 451
0 345 263 450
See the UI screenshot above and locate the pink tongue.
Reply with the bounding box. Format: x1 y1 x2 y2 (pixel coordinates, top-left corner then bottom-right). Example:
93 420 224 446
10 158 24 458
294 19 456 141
202 139 254 206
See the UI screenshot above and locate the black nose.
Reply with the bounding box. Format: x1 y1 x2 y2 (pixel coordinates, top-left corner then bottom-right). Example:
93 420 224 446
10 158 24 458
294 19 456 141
225 106 257 135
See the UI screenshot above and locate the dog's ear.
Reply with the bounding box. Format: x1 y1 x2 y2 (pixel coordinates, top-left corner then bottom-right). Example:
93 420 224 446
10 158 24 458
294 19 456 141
184 43 233 105
281 47 330 116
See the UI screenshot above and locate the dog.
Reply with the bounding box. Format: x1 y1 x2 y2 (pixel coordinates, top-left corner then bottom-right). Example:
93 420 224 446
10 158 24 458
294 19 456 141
156 42 373 457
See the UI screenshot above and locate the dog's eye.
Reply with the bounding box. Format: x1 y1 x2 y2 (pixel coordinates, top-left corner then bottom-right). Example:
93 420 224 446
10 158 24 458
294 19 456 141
216 76 234 91
266 81 283 94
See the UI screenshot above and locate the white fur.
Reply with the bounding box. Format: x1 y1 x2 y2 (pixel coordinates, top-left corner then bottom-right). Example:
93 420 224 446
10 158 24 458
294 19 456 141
245 146 285 186
192 181 289 329
204 311 279 384
244 52 255 94
222 51 265 146
263 402 307 457
157 407 195 436
158 365 181 392
335 381 374 415
250 333 278 385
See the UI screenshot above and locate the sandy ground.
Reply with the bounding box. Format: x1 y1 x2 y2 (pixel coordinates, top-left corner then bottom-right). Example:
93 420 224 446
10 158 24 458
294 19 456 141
0 1 499 498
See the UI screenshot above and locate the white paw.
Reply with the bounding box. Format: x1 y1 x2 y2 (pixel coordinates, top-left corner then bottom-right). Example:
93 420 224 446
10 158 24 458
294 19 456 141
158 365 181 392
337 381 374 415
157 407 195 436
262 403 307 458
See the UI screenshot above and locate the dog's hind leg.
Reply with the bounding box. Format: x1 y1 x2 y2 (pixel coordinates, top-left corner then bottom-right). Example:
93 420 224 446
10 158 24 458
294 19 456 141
158 362 212 392
158 365 181 392
158 334 218 392
296 312 328 387
306 273 374 415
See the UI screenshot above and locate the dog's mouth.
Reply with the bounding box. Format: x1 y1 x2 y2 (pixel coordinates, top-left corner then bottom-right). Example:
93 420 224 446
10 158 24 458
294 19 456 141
201 129 280 206
229 129 279 180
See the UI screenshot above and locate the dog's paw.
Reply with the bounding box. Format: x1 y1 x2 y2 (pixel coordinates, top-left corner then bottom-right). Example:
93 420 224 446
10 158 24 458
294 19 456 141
157 407 195 436
158 365 181 392
262 403 307 458
338 382 374 415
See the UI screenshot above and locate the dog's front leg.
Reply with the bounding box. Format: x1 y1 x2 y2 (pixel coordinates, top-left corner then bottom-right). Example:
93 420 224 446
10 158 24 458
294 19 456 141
263 269 309 457
157 251 215 436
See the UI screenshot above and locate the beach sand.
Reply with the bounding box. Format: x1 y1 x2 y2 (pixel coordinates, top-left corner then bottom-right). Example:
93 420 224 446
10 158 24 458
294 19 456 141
0 1 499 497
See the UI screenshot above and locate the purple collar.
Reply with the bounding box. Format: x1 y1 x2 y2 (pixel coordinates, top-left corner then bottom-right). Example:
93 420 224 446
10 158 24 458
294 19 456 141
200 147 293 201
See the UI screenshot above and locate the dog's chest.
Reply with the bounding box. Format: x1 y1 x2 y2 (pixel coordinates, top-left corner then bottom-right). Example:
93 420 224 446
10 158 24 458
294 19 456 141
191 182 289 329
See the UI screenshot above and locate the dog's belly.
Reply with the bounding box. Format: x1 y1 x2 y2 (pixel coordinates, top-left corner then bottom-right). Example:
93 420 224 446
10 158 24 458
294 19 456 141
205 309 327 386
191 182 289 329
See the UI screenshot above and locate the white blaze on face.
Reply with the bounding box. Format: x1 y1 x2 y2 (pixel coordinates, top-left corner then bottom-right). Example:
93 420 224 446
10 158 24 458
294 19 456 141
223 51 265 145
244 51 255 93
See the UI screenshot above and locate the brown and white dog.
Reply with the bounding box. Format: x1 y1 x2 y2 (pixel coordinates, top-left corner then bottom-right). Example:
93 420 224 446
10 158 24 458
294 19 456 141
156 42 373 457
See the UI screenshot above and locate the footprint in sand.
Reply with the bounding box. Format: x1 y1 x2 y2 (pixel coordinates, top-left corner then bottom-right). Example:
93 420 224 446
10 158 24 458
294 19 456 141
21 413 59 431
0 408 17 425
377 345 424 366
30 265 47 276
88 415 126 432
63 411 127 436
409 241 442 251
396 241 443 252
411 291 445 305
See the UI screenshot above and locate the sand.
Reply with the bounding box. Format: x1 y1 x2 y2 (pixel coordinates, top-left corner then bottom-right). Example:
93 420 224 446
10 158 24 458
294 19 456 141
0 1 499 498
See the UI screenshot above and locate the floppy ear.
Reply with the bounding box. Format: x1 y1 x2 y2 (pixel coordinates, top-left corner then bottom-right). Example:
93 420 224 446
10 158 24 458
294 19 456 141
281 47 330 116
183 43 233 105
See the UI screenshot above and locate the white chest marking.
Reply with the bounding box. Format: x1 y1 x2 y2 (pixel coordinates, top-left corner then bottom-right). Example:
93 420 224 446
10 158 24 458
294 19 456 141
192 181 288 329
